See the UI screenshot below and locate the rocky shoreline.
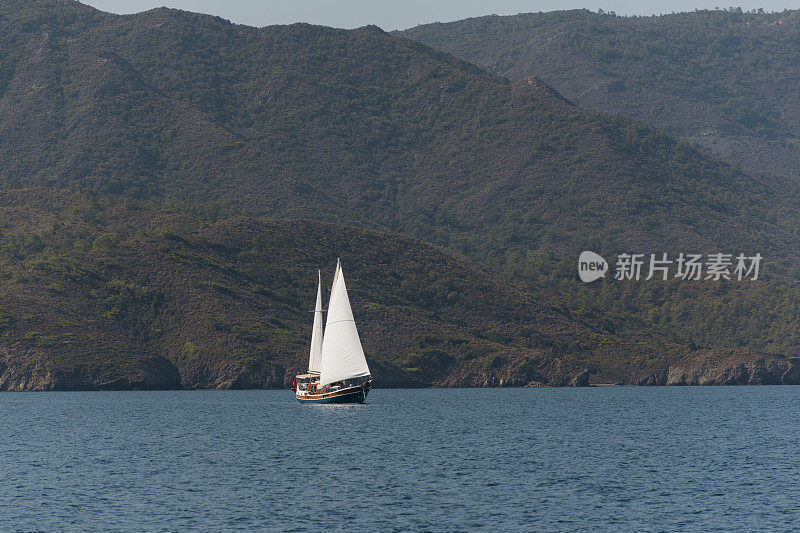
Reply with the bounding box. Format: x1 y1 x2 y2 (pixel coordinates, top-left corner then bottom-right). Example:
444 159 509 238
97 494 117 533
2 351 798 391
636 352 800 386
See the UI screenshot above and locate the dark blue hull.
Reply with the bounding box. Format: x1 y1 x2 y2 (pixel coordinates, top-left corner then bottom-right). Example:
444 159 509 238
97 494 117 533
296 384 369 404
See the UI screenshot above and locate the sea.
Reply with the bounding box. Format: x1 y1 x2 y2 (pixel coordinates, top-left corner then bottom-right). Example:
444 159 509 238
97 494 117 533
1 387 799 531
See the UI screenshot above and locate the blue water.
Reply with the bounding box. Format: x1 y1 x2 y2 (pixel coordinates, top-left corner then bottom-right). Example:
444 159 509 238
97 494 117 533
1 388 799 531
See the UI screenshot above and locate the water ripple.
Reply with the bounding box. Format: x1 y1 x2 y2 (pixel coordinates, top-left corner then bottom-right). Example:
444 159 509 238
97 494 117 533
1 387 800 531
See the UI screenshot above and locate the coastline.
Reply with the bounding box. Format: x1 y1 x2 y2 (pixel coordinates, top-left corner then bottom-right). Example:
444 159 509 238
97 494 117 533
3 349 799 391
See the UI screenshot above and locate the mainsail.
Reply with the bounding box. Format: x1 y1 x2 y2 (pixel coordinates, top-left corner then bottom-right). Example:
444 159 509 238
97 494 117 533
308 270 324 373
319 260 371 387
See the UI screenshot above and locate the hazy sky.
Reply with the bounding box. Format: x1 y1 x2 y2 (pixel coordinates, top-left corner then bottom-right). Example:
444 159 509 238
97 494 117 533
83 1 799 31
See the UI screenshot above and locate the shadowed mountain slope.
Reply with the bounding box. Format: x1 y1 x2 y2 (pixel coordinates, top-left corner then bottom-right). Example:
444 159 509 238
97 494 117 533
401 9 800 180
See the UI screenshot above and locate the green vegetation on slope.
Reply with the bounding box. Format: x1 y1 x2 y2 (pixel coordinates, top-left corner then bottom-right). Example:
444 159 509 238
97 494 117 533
4 189 676 390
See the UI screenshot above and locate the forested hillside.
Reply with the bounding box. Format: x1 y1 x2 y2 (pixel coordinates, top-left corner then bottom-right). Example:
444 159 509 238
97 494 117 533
401 9 800 180
0 189 697 389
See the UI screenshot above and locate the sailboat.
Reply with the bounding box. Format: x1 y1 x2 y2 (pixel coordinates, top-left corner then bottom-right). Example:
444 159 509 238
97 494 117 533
294 260 372 403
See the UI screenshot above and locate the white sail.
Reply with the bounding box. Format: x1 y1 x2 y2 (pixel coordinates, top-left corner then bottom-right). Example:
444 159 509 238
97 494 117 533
308 270 324 373
319 260 370 387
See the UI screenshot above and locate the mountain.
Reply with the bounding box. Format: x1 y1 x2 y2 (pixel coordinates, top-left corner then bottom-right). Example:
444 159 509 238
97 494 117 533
1 1 797 266
400 8 800 180
0 2 799 388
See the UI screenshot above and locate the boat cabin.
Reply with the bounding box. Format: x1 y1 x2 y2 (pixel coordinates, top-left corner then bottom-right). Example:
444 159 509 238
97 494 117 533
295 373 320 392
